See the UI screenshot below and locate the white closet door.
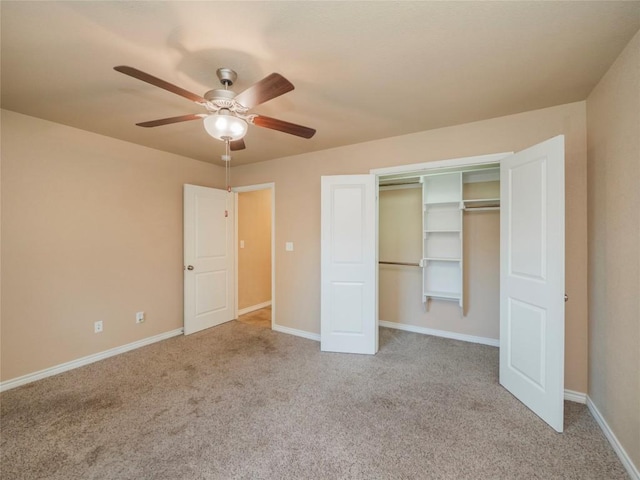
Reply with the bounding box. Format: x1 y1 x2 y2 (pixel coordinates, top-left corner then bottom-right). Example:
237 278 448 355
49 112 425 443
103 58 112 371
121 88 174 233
500 135 565 432
321 175 378 354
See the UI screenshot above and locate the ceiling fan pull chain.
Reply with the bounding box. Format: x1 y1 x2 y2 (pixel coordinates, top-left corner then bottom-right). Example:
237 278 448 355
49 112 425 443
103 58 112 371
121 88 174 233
223 138 232 219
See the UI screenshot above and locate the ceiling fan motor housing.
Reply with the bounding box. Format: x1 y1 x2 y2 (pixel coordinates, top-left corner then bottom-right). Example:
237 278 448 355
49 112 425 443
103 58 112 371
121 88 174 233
204 88 235 102
216 68 237 87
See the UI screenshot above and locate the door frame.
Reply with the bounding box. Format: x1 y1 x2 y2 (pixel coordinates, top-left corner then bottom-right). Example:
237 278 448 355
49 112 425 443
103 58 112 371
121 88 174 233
371 152 512 178
232 183 276 328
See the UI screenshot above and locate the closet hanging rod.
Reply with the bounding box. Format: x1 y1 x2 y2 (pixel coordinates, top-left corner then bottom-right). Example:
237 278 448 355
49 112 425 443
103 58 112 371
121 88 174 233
379 261 420 267
380 181 420 186
463 206 500 212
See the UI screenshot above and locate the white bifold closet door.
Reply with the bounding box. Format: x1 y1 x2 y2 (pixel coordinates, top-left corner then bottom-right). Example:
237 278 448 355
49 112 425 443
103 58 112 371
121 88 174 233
320 174 378 355
500 135 565 432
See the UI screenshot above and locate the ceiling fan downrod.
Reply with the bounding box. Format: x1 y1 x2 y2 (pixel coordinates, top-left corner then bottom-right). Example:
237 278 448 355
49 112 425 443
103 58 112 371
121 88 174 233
216 68 237 89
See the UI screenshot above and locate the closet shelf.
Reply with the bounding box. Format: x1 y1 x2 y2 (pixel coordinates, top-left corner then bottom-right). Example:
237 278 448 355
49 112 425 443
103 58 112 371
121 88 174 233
424 291 461 300
462 197 500 211
423 257 461 262
424 229 461 233
463 197 500 203
464 206 500 212
424 200 462 206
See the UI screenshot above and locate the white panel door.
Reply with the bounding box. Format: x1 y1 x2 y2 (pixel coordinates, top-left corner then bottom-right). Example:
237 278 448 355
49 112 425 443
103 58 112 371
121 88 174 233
500 135 565 432
184 184 235 335
321 175 378 354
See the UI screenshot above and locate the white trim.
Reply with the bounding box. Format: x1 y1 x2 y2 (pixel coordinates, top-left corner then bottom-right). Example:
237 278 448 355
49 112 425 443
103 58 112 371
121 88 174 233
587 396 640 480
238 301 272 316
379 320 500 347
234 191 239 319
370 152 512 176
563 389 587 404
272 324 320 342
0 328 184 392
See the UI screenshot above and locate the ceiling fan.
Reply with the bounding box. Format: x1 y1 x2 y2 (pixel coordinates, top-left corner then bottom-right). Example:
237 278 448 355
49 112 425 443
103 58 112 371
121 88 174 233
114 66 316 151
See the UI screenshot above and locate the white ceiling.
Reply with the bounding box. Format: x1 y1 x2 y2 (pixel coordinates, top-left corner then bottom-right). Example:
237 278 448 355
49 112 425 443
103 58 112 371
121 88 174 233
2 1 639 166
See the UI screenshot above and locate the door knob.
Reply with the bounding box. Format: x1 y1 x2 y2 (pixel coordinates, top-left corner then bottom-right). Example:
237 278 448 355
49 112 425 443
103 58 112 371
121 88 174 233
187 265 194 271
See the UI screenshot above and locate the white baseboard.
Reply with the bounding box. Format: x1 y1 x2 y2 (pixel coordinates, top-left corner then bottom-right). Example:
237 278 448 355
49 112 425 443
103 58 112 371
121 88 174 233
564 389 587 404
587 396 640 480
0 328 184 393
379 320 500 347
238 301 272 316
272 324 320 342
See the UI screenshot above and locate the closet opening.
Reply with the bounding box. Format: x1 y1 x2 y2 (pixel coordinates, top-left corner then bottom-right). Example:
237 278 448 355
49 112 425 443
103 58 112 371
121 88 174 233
377 162 501 347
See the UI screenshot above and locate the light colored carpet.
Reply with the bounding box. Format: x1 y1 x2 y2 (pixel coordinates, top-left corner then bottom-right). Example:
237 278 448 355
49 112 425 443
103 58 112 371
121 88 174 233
237 307 271 329
0 322 628 479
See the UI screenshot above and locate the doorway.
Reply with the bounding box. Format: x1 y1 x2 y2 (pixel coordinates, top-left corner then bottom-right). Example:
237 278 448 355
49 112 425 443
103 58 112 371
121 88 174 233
234 183 275 329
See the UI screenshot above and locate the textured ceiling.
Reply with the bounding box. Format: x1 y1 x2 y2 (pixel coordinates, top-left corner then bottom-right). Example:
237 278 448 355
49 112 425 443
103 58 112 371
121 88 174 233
2 1 639 166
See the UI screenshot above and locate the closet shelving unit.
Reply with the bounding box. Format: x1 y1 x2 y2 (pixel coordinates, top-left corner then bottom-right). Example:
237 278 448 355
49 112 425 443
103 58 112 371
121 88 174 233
421 172 464 307
420 167 500 309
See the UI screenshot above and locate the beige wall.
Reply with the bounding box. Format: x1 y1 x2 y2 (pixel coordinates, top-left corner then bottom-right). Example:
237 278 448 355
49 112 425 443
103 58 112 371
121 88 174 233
1 110 222 381
237 189 272 310
232 101 588 392
586 31 640 469
378 186 500 340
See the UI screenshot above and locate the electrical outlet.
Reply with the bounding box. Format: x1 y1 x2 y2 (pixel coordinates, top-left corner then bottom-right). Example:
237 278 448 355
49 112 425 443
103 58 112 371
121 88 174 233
94 320 103 333
136 311 145 324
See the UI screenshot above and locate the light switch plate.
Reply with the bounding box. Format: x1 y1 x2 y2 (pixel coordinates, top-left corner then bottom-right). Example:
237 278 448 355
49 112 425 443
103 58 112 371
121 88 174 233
285 242 294 251
240 240 245 248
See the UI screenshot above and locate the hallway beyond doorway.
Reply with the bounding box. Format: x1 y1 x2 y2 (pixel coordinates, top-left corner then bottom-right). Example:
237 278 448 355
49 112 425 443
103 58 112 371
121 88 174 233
237 306 271 329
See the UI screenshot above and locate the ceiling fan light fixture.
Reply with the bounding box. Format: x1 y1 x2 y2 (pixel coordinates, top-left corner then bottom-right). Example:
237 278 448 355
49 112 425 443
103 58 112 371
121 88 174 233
203 112 248 141
114 65 315 149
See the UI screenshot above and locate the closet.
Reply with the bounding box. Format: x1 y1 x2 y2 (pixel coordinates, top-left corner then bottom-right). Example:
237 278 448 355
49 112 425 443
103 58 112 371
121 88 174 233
323 136 566 432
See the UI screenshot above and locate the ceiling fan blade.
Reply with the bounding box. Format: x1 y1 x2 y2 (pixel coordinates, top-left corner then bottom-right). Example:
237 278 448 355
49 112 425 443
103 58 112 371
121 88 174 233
114 66 207 105
230 139 246 151
136 113 206 128
253 115 316 139
234 73 294 109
